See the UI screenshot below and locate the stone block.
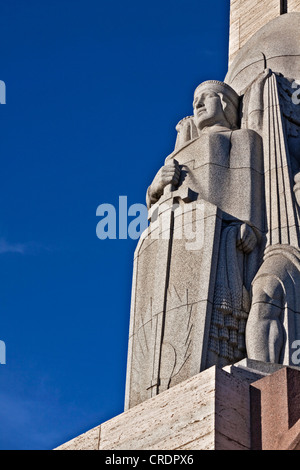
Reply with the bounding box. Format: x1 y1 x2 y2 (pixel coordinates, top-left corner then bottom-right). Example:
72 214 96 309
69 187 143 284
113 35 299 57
55 366 253 451
55 361 300 451
125 198 223 410
250 367 300 450
226 13 300 95
229 0 281 65
55 425 100 451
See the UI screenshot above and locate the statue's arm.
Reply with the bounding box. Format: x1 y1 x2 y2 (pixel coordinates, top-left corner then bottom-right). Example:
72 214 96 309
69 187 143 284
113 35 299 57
228 128 262 253
175 116 198 151
245 68 272 134
146 115 194 209
146 160 180 209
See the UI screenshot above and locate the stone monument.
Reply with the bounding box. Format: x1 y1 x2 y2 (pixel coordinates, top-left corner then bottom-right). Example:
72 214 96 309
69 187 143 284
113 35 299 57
56 1 300 451
125 3 300 410
125 79 264 409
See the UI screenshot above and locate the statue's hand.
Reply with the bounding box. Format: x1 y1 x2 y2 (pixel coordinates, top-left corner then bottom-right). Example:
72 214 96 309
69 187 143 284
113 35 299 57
236 223 257 254
149 160 181 201
160 160 181 189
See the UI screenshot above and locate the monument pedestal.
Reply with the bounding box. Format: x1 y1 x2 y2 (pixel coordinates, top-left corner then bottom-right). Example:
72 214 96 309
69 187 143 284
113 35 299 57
55 360 300 451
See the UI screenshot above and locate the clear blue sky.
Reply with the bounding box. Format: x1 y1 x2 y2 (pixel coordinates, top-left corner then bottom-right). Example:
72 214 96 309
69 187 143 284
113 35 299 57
0 0 230 449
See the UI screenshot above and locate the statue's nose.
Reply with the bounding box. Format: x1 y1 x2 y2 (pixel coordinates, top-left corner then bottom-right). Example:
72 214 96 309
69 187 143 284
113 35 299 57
196 100 204 108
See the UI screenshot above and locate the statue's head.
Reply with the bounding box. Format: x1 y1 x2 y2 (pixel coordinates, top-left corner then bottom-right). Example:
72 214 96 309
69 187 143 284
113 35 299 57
193 80 239 132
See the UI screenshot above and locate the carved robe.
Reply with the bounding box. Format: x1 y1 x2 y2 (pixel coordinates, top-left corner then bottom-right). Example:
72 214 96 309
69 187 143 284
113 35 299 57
125 125 264 409
166 128 264 367
242 71 300 365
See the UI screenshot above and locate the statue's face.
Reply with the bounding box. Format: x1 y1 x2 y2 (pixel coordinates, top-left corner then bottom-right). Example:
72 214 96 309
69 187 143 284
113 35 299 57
193 90 226 130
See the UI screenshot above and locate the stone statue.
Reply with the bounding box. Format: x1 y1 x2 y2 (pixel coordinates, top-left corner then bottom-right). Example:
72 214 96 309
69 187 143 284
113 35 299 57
147 81 264 367
246 244 300 364
125 80 264 409
241 69 300 365
124 8 300 413
56 5 300 452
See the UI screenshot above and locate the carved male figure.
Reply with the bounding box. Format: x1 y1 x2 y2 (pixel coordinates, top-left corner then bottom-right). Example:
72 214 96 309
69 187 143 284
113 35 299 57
146 80 264 368
245 174 300 365
246 245 300 364
125 80 266 409
147 81 263 237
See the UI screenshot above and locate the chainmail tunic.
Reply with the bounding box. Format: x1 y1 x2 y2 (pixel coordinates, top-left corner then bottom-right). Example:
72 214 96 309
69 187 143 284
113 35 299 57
208 224 250 363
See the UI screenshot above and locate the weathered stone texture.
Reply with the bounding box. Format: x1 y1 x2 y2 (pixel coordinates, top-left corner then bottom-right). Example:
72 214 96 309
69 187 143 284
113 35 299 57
55 366 252 450
55 425 100 450
227 0 300 65
250 367 300 450
289 0 300 12
55 361 300 450
226 13 300 95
